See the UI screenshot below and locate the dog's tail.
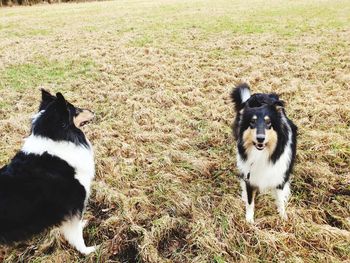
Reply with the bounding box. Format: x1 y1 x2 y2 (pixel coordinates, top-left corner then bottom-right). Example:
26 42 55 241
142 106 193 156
230 83 251 112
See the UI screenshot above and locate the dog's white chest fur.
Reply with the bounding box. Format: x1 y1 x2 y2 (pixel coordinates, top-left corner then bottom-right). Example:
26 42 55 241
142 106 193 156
21 134 95 197
237 134 292 191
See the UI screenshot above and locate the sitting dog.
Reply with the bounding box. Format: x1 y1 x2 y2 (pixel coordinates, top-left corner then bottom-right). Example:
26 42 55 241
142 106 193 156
0 90 96 254
231 83 297 223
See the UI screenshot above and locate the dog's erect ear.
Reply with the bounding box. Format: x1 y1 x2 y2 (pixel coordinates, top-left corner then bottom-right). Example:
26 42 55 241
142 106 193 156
56 92 67 111
231 83 251 113
274 100 285 113
39 89 56 111
268 93 280 101
56 93 70 126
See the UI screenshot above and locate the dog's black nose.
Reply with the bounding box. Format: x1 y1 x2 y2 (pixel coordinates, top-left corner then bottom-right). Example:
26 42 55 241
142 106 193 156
256 135 265 143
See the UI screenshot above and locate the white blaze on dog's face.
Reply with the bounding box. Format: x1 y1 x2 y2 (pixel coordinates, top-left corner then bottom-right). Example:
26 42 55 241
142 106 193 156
73 109 94 128
241 106 278 155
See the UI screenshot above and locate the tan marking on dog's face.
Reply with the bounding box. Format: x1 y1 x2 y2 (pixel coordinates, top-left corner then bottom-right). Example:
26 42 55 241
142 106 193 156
73 109 94 127
265 127 277 155
242 127 256 154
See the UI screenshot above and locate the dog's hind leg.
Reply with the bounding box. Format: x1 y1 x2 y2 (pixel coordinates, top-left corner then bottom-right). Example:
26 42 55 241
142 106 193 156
60 215 96 255
244 182 257 223
274 182 290 220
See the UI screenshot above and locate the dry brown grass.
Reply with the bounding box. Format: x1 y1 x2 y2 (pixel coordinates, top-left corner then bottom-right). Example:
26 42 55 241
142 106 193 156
0 0 349 262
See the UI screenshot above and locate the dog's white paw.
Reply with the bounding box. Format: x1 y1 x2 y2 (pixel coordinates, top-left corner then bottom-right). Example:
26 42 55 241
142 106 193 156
279 211 288 220
246 219 254 224
277 206 288 220
246 215 254 224
246 207 255 223
80 245 97 255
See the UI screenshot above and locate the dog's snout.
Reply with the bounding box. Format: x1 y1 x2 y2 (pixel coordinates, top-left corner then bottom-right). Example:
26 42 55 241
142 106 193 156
256 134 265 143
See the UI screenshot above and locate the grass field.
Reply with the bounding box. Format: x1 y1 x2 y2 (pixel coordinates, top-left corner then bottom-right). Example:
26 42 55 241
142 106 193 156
0 0 350 262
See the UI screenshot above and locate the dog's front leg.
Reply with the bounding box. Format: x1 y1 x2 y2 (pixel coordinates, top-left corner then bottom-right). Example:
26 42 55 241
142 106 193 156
245 182 257 223
60 215 96 255
274 182 290 220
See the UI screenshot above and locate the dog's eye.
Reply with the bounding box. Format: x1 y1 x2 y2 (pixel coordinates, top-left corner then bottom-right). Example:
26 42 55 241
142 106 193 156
265 120 272 128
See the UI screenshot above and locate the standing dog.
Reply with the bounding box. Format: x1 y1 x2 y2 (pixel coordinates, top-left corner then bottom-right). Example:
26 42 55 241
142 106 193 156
0 90 96 254
231 83 297 223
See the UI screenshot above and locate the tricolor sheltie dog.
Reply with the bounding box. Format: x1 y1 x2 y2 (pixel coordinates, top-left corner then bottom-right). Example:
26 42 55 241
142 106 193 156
231 83 297 223
0 90 96 254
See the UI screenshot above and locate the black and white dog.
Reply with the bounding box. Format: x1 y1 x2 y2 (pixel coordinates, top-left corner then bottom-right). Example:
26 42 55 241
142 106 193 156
0 90 96 254
231 83 297 223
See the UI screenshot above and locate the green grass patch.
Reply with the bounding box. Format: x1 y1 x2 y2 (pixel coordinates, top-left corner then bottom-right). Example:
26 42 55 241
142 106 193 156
213 255 227 263
0 101 10 109
129 34 154 47
82 25 99 33
0 58 97 91
1 27 52 37
124 0 350 39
